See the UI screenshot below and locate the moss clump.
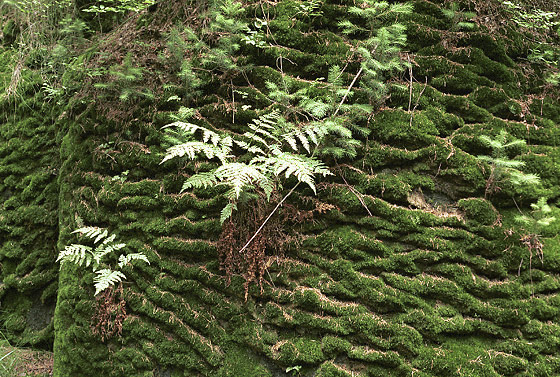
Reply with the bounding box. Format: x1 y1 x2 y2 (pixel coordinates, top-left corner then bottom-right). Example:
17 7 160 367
457 198 499 225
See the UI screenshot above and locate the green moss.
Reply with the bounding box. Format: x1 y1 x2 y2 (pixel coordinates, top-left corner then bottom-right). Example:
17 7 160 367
457 198 498 225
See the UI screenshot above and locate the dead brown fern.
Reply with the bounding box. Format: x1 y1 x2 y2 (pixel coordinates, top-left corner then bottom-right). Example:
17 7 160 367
217 195 292 301
91 284 127 342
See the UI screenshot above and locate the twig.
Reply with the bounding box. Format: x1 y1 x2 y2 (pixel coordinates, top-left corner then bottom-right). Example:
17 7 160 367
333 66 363 117
340 171 373 216
231 79 235 124
238 182 300 254
407 54 413 113
409 76 428 127
0 349 15 362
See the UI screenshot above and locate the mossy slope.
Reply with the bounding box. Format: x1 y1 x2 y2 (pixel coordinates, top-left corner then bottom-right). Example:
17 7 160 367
0 52 60 348
2 0 560 376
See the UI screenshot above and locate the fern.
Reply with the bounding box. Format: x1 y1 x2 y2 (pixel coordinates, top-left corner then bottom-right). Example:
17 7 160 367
58 227 149 295
477 130 540 195
516 197 556 231
94 270 127 296
339 1 412 104
118 253 150 269
263 152 332 194
162 109 338 223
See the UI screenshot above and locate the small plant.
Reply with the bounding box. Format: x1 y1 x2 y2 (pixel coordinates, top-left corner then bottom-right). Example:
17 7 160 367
442 2 476 31
515 197 556 260
476 130 540 196
57 227 149 295
94 53 154 102
82 0 156 14
161 110 333 224
339 0 412 105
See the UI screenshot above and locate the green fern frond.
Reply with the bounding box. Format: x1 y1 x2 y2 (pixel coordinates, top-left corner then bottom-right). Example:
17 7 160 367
163 122 221 145
57 244 93 267
532 197 552 213
73 227 108 243
477 155 525 169
265 152 332 193
162 141 230 164
220 202 238 224
117 253 150 269
94 269 127 295
294 128 311 153
215 162 273 199
509 170 540 186
328 65 343 87
182 171 219 192
300 98 330 118
59 227 149 295
93 243 127 269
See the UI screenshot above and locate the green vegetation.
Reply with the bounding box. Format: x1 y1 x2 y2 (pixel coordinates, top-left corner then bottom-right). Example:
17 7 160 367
0 332 53 376
1 0 560 376
476 130 540 196
57 227 149 295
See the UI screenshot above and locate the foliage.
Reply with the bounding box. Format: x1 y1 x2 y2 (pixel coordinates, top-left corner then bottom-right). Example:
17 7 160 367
81 0 156 14
94 53 154 102
502 1 560 85
264 67 370 159
476 130 540 196
515 197 557 234
57 227 149 295
502 1 560 35
162 110 333 223
339 0 412 104
442 2 476 31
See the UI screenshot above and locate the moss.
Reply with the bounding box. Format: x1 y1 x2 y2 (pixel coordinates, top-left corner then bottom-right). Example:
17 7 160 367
1 0 559 375
457 198 498 225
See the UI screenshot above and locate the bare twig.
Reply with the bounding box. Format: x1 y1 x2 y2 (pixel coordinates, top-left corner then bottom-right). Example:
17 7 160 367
333 66 363 117
238 183 300 255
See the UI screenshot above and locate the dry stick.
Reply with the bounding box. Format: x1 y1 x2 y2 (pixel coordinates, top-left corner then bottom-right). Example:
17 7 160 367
237 67 364 255
333 66 363 117
238 182 300 255
339 167 373 216
231 79 235 124
0 349 15 362
409 76 428 127
407 54 413 113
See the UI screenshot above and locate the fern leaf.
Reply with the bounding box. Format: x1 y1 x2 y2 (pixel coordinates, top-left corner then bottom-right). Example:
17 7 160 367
242 132 269 148
94 269 127 295
215 162 271 199
163 122 220 145
509 170 540 186
294 128 311 153
162 141 229 164
117 253 150 269
220 202 237 224
328 65 343 87
57 244 93 267
73 227 106 241
266 152 332 194
282 133 299 151
182 171 219 192
234 140 266 155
